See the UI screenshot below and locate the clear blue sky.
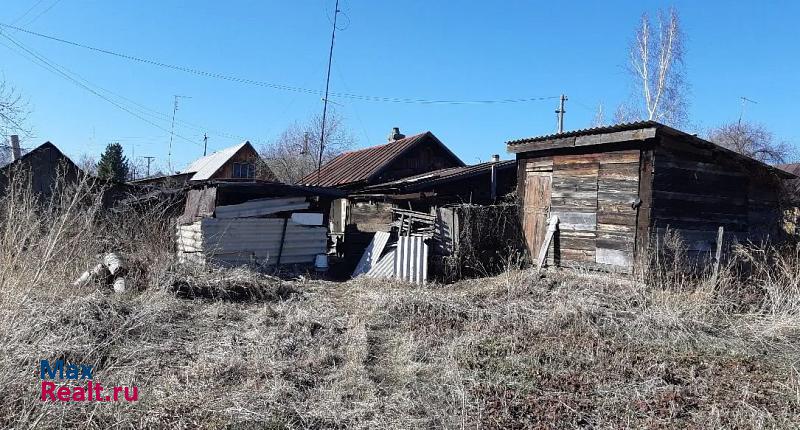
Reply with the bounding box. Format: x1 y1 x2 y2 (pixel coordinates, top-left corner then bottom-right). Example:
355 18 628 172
1 0 798 173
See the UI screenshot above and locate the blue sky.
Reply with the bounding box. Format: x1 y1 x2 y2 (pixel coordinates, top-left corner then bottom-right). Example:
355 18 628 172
1 1 798 173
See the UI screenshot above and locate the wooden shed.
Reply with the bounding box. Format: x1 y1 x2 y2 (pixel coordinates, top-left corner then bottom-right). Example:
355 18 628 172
507 121 794 272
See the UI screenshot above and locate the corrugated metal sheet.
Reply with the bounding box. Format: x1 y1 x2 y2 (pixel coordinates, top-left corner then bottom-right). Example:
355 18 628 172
176 218 326 267
352 231 390 276
361 160 516 193
214 197 309 218
394 236 428 285
298 131 464 187
506 121 659 146
366 247 396 278
183 142 250 180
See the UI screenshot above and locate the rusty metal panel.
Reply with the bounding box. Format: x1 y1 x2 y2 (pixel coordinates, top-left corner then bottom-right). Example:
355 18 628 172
394 236 428 284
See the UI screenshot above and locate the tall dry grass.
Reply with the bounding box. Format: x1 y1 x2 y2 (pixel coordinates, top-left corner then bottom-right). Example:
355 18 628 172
1 173 800 428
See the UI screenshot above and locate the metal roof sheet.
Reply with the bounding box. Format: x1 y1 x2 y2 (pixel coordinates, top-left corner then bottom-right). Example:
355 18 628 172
360 160 516 193
183 141 250 181
506 121 660 146
299 131 463 187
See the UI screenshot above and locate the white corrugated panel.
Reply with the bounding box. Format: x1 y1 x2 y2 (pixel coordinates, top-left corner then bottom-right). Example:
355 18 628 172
366 248 396 278
394 236 428 285
353 231 391 277
214 197 309 219
176 218 327 267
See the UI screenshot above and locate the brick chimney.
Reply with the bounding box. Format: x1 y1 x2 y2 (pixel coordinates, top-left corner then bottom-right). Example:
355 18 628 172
10 135 21 161
388 127 405 142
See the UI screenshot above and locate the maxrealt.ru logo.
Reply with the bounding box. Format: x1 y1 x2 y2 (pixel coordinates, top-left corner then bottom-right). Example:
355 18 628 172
39 359 138 402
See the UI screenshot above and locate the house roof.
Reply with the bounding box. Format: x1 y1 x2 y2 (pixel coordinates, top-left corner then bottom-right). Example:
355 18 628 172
298 131 464 187
183 141 252 181
507 121 795 179
1 141 80 173
777 163 800 176
359 160 516 194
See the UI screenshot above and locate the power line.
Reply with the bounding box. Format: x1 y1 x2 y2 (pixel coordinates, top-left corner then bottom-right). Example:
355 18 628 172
0 21 560 105
12 0 47 25
25 0 62 26
0 31 202 149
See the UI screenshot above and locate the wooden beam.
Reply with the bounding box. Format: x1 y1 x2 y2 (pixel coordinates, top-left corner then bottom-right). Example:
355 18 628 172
536 216 559 273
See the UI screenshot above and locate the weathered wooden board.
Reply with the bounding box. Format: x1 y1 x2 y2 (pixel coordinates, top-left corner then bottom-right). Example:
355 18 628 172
522 170 552 258
596 248 632 266
551 211 596 231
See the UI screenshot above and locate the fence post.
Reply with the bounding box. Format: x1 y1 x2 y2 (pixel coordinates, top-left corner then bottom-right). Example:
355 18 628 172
712 226 724 283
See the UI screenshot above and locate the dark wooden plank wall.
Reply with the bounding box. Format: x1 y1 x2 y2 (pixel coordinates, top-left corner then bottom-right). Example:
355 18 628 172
550 154 598 263
547 150 640 268
650 136 783 252
596 151 640 267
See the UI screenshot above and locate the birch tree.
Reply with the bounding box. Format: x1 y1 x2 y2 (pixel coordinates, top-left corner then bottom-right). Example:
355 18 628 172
626 7 688 126
0 77 30 165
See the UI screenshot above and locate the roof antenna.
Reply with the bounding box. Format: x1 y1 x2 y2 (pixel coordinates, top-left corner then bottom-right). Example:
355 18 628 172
316 0 341 185
738 96 757 125
168 94 191 171
555 94 567 133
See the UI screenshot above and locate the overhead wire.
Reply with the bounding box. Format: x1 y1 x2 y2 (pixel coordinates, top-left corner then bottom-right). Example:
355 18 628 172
0 31 203 148
0 22 560 105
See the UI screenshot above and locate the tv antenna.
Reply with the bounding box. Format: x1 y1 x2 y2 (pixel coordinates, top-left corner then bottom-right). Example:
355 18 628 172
316 0 340 185
739 96 757 125
167 94 192 170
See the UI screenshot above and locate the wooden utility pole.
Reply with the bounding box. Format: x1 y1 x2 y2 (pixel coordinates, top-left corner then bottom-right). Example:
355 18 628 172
143 156 155 177
555 94 567 133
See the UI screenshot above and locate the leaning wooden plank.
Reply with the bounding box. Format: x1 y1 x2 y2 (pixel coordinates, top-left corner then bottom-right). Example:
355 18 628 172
352 231 391 277
536 216 559 273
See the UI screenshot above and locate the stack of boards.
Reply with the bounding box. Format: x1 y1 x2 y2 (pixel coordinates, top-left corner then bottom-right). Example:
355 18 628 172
177 197 326 268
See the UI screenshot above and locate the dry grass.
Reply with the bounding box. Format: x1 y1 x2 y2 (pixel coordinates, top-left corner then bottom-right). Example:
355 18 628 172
2 178 800 428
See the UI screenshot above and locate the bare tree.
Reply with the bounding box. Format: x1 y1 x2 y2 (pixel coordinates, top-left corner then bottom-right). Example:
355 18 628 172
261 110 355 184
708 121 792 164
0 76 31 167
625 7 688 126
76 154 98 176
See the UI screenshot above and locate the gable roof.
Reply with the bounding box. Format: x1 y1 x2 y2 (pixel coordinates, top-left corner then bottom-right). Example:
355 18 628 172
1 141 80 173
777 163 800 176
299 131 464 187
182 141 253 181
507 121 795 179
359 160 516 194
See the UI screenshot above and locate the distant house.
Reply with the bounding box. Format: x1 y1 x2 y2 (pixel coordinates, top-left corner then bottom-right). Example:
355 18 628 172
132 141 274 186
0 141 82 198
298 128 465 189
0 139 136 207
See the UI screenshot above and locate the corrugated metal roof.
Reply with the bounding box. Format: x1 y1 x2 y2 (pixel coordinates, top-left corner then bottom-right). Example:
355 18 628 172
361 160 516 193
183 141 250 181
777 163 800 176
506 121 659 146
298 131 463 187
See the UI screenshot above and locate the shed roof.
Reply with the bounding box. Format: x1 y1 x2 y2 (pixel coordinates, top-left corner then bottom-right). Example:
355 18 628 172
507 121 795 179
183 141 252 181
298 131 464 187
360 160 516 193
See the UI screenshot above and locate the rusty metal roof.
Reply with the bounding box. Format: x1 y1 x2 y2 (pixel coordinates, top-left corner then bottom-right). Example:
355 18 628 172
506 121 660 146
360 160 516 193
299 131 462 187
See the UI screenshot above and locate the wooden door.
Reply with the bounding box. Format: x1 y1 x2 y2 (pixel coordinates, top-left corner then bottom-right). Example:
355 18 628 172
522 160 553 258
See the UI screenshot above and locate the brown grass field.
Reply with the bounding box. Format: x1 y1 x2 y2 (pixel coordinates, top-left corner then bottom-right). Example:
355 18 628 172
2 177 800 429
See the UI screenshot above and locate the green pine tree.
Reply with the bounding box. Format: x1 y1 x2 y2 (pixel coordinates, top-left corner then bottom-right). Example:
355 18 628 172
96 142 129 182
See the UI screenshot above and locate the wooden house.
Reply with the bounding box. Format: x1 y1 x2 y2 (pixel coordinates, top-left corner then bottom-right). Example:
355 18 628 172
132 141 274 186
298 128 464 189
507 121 794 272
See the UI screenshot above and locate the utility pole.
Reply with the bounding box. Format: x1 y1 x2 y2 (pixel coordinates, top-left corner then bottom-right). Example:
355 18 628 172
316 0 340 185
203 133 208 156
167 94 191 171
738 96 757 125
143 156 155 177
555 94 567 133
